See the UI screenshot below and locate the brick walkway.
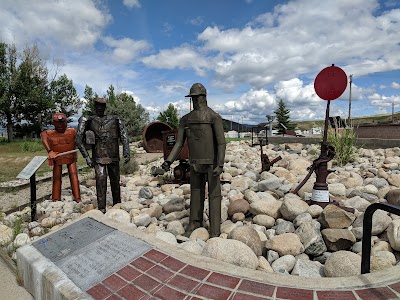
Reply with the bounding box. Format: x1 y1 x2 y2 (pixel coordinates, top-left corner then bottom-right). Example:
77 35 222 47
86 248 400 300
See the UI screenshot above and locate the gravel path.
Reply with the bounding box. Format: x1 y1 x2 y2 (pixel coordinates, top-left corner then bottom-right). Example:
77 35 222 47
0 152 163 214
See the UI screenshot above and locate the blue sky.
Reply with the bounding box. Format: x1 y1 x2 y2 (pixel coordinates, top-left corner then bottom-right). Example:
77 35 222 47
1 0 400 125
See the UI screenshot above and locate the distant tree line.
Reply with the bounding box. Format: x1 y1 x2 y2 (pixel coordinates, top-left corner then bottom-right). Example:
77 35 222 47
0 41 150 142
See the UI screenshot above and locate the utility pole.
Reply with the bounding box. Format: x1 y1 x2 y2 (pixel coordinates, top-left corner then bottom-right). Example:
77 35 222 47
241 116 243 133
231 115 233 130
347 74 353 128
392 102 395 123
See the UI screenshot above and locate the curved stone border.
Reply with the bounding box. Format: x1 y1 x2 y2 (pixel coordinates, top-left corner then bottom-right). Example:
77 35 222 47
18 210 400 300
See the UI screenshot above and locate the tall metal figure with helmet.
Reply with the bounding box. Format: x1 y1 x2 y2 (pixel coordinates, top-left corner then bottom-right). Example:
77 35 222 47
40 112 81 202
162 83 226 237
75 98 130 213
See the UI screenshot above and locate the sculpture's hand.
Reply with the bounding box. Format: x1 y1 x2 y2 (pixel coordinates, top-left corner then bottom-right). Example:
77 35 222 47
48 151 57 160
212 165 223 177
161 161 171 171
123 152 130 163
85 156 93 168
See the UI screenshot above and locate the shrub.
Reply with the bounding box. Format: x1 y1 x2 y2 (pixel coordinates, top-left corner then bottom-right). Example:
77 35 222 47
119 151 138 175
327 128 358 166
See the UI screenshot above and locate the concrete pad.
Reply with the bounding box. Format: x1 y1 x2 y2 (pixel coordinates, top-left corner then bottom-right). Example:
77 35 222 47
16 210 400 299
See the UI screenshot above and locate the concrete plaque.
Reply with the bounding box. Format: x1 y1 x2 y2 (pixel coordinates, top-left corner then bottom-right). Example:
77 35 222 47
32 217 115 261
32 218 152 291
16 156 47 180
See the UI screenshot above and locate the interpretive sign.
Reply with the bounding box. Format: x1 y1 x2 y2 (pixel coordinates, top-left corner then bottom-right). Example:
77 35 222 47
16 156 47 180
32 217 152 291
16 156 48 221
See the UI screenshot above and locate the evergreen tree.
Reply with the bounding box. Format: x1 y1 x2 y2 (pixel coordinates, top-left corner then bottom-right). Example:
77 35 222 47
273 99 296 134
157 103 179 129
81 85 98 116
106 91 149 138
15 44 53 135
49 74 81 122
0 43 18 141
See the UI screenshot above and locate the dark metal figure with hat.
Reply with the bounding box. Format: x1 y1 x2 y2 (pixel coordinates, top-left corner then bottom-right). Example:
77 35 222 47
75 98 130 213
41 112 81 202
162 83 226 237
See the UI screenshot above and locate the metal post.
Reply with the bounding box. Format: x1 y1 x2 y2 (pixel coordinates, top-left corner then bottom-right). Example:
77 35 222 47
361 203 400 274
347 74 353 127
30 173 37 221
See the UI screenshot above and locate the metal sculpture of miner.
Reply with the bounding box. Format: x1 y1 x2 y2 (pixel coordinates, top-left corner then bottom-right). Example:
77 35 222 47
162 83 226 237
76 98 130 213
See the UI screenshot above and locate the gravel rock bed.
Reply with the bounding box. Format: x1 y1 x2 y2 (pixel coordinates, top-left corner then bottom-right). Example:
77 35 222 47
1 141 400 278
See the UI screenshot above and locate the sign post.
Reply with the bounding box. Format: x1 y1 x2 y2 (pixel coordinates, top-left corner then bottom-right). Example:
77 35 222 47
16 156 48 221
292 65 348 206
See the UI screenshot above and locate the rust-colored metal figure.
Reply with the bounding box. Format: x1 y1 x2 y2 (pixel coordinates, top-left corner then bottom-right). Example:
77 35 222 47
75 98 130 213
259 138 282 173
40 112 81 202
162 83 226 237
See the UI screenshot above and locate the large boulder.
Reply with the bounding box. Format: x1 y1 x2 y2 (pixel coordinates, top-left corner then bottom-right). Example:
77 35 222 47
228 226 263 256
295 221 327 256
227 199 250 217
387 219 400 251
318 205 356 229
324 251 361 277
265 233 304 256
104 209 131 224
280 194 309 221
385 189 400 206
321 229 356 251
250 198 282 219
163 197 185 213
202 237 259 269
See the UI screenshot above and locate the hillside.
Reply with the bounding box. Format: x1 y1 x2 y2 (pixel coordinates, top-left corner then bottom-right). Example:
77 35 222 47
292 112 400 131
222 112 400 132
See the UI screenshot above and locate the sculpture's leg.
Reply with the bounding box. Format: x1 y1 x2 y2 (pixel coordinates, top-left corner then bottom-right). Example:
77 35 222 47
94 163 107 213
187 165 206 234
67 163 81 202
108 162 121 206
52 164 62 201
207 166 222 238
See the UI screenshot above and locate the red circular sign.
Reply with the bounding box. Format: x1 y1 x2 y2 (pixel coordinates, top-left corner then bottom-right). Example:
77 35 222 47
314 65 348 101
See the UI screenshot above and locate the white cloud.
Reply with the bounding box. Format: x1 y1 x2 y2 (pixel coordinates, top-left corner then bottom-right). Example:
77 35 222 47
123 0 141 8
189 16 205 26
103 36 150 64
274 78 319 105
0 0 111 50
142 46 210 76
391 82 400 89
145 0 400 91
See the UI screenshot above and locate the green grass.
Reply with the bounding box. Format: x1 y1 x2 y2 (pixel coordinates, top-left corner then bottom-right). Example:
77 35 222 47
327 128 358 166
0 139 87 183
226 137 251 143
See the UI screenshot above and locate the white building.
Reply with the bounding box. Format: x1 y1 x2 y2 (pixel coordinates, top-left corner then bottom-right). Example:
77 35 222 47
225 130 239 138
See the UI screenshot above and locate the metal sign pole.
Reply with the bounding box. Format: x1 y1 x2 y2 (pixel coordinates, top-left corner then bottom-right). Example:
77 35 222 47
30 173 37 221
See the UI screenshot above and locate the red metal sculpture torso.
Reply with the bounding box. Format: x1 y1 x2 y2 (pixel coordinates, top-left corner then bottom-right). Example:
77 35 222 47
41 113 81 202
